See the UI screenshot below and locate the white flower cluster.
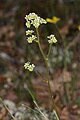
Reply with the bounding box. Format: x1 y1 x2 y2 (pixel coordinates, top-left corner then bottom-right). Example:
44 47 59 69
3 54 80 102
24 62 35 71
27 35 37 43
26 30 34 35
47 34 57 44
25 13 47 28
26 29 36 43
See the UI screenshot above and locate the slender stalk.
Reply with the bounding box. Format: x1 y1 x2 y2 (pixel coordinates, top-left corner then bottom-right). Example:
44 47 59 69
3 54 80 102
47 43 53 58
36 28 46 61
36 28 60 120
0 97 15 120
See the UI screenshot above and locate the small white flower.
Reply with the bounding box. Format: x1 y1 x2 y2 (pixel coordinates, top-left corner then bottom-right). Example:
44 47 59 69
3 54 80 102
24 62 30 69
28 13 37 20
25 15 28 20
28 64 35 71
27 35 37 43
27 37 33 43
24 62 35 72
26 30 34 35
26 21 31 28
32 17 40 28
40 18 47 24
47 34 57 44
32 64 35 68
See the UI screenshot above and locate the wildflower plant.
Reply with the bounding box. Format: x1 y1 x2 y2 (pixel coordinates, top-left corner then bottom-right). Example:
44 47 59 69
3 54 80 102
24 13 60 120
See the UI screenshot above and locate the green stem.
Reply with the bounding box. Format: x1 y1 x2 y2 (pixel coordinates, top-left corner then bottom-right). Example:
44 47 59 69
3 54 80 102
47 43 53 58
36 28 46 61
36 28 60 120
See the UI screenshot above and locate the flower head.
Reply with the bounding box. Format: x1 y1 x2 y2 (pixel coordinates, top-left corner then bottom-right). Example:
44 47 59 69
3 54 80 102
25 13 47 28
27 35 37 43
32 17 40 28
40 18 47 24
46 16 60 24
24 62 35 72
24 62 30 69
26 30 34 35
25 15 28 20
47 34 57 44
26 21 31 28
28 13 37 20
28 64 35 71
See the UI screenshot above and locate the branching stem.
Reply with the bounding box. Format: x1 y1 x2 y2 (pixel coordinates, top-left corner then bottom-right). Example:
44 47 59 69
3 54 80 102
36 28 60 120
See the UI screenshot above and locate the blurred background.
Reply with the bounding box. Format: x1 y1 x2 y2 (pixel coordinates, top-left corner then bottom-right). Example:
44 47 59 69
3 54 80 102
0 0 80 119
